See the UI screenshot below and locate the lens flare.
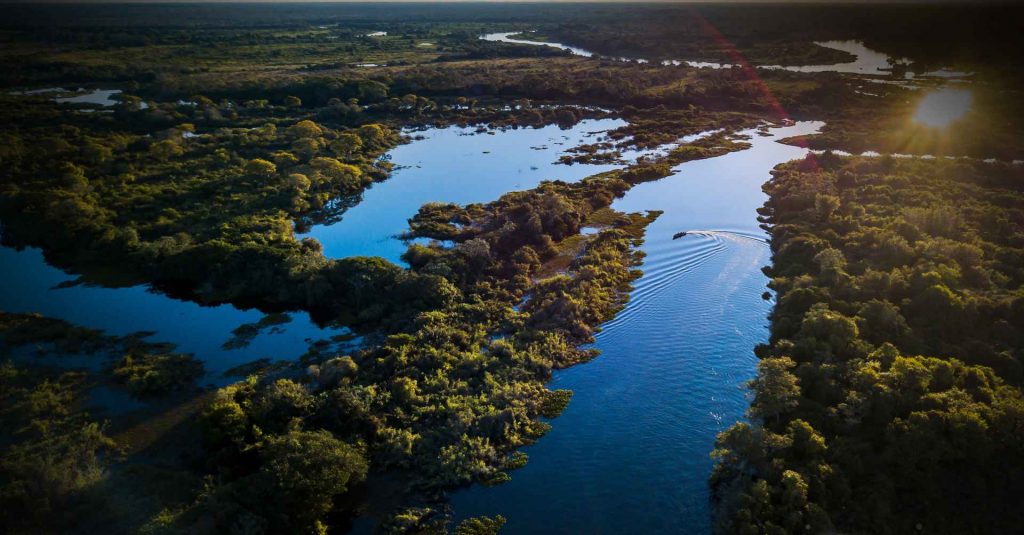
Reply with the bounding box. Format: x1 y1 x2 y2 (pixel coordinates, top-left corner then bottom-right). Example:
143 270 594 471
913 88 973 128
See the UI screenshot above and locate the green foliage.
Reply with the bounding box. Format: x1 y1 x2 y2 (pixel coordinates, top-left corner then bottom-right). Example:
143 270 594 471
747 357 799 423
189 173 659 519
13 7 1020 532
0 96 403 322
191 378 368 532
713 157 1024 534
455 514 507 535
0 312 112 354
243 158 277 178
256 429 368 528
0 363 119 533
539 389 573 419
112 353 203 398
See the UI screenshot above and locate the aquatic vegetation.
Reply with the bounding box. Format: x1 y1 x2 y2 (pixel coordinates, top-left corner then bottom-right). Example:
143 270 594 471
111 353 203 398
0 362 119 532
0 312 114 355
0 316 145 531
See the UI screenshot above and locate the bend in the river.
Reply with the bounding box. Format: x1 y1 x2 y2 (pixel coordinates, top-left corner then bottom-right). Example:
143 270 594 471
480 32 970 79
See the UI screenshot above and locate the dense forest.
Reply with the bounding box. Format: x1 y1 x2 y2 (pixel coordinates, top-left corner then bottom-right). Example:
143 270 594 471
712 156 1024 534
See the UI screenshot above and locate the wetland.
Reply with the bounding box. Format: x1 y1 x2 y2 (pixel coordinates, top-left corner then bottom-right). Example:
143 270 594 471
1 3 1022 534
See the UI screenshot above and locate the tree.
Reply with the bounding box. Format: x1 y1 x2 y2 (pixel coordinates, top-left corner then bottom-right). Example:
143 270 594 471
249 379 313 434
856 299 910 346
812 248 846 276
271 150 299 167
749 357 800 424
286 173 311 191
356 123 388 150
283 95 302 107
455 515 507 535
909 284 965 339
59 162 89 192
330 132 363 160
814 193 840 221
288 119 323 139
149 139 183 160
257 429 367 529
244 158 277 179
256 122 276 140
795 304 861 361
291 137 322 161
81 141 112 165
310 157 363 191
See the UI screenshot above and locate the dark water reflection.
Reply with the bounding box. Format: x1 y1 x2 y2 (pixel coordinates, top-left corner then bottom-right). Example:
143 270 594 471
0 247 350 389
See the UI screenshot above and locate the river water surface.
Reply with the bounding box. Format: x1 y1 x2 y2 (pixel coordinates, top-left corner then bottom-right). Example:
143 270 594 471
480 32 968 79
450 121 823 533
2 111 823 532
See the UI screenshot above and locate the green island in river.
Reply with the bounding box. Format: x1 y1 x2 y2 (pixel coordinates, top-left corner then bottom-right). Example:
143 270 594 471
0 3 1022 534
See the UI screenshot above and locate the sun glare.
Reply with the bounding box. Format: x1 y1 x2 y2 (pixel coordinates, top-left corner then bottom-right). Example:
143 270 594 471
913 88 973 128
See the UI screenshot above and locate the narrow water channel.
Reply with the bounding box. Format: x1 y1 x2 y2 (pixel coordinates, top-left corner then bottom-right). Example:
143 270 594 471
480 32 968 79
450 121 823 533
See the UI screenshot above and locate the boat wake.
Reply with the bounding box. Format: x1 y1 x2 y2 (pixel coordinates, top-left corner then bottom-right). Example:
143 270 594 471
673 229 768 244
601 231 765 333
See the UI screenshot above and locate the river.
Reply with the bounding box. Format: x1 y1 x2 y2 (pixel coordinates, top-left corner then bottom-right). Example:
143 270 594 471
0 118 662 415
480 32 969 79
450 121 823 533
2 110 823 532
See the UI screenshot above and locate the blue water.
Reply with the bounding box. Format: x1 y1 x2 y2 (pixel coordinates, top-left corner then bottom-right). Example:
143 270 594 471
1 117 824 532
0 246 350 386
450 121 822 533
302 119 638 264
0 119 632 413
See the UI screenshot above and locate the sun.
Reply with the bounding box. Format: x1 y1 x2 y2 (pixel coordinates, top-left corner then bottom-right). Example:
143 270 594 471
913 88 973 128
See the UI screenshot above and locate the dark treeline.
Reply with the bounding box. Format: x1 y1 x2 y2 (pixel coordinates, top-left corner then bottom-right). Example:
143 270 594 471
4 3 1020 76
712 155 1024 534
534 4 1023 75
